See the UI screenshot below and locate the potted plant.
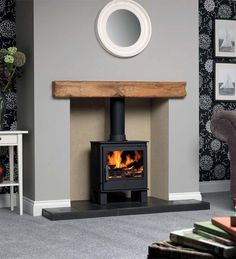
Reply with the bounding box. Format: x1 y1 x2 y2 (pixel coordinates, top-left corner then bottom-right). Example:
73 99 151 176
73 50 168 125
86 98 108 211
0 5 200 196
0 47 26 130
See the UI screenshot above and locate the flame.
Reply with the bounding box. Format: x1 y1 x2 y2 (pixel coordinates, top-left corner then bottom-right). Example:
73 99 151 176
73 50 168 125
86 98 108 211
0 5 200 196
125 154 134 167
107 150 144 180
134 150 142 161
107 150 122 168
107 150 142 169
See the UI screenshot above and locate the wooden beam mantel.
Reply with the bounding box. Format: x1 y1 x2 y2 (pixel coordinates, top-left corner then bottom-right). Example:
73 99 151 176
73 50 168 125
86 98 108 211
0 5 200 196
52 81 186 98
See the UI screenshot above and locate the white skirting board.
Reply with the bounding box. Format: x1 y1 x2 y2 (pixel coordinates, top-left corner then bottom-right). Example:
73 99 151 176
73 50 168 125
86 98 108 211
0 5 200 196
23 197 71 216
200 180 230 193
169 192 202 201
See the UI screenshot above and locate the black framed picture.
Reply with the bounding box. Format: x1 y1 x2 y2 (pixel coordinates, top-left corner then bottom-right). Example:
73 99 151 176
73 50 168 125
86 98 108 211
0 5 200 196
214 62 236 101
215 19 236 58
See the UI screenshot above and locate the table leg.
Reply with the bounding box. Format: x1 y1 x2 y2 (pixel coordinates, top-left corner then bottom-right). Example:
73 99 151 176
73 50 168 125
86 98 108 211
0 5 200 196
9 146 14 211
17 135 23 215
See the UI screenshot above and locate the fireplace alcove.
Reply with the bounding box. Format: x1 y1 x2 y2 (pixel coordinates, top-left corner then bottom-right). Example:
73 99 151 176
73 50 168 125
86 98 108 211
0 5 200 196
42 81 209 220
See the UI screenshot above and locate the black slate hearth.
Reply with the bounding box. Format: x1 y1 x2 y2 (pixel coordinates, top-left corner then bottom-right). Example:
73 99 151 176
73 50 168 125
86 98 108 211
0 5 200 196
42 197 210 221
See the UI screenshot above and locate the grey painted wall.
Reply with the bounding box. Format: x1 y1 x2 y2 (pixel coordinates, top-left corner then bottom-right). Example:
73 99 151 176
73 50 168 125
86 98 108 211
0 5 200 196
16 0 199 201
165 1 199 193
16 0 35 200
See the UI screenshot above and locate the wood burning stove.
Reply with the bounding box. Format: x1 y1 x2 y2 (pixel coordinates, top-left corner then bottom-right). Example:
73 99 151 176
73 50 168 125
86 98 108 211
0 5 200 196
90 98 148 205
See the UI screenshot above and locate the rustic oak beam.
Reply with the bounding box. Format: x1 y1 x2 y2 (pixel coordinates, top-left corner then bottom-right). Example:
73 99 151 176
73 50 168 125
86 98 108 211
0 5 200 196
52 81 186 98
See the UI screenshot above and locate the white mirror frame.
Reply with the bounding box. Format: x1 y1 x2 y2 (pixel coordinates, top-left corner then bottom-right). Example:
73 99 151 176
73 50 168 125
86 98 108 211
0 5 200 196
96 0 152 58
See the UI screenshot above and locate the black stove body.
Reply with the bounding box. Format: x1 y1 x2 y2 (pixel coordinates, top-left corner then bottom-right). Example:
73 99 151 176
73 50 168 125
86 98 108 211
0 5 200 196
90 98 148 205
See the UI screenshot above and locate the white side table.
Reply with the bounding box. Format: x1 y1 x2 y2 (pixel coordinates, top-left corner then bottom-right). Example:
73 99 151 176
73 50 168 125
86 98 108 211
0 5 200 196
0 131 28 215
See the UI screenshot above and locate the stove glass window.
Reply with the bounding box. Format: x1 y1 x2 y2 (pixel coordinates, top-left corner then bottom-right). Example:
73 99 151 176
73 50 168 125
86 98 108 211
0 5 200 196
106 150 144 180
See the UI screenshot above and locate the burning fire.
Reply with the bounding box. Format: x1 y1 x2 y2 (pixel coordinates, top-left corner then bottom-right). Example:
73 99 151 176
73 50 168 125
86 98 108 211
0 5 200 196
108 150 122 168
107 150 143 178
107 150 142 169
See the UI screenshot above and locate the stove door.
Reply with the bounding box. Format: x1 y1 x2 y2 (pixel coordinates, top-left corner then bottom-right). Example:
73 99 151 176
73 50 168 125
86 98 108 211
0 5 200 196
102 143 147 191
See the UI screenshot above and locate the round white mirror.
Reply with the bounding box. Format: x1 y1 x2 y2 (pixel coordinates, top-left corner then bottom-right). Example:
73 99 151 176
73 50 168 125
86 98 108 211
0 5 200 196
106 9 141 47
96 0 152 58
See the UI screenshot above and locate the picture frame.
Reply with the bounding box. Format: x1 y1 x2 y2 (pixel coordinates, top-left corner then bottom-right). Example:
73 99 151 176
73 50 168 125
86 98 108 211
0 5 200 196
214 62 236 101
214 19 236 58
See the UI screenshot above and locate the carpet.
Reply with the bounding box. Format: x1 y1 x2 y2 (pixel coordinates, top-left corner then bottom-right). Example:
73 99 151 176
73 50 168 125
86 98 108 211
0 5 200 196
0 192 233 259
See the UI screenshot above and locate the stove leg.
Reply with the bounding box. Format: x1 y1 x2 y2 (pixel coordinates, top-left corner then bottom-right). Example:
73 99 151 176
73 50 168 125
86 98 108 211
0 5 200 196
140 190 147 203
131 190 147 203
99 193 107 205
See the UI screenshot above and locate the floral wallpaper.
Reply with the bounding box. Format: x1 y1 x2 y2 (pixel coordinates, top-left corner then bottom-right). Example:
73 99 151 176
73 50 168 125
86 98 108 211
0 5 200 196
0 0 17 192
199 0 236 182
0 0 16 130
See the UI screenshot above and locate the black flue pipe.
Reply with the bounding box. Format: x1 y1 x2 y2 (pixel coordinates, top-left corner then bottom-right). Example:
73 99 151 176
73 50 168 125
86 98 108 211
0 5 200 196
109 98 127 142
